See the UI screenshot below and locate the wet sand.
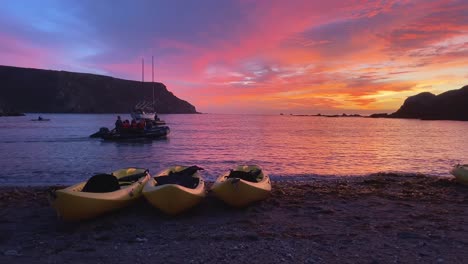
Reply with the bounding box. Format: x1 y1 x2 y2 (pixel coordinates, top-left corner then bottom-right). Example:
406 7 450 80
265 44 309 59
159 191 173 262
1 173 468 263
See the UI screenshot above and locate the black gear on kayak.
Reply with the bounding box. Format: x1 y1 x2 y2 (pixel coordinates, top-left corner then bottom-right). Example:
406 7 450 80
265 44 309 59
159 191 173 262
154 176 200 189
117 169 149 183
227 169 262 182
168 166 204 177
154 166 204 189
82 174 120 193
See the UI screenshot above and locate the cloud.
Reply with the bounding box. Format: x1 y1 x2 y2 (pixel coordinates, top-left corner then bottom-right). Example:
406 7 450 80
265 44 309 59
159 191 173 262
383 1 468 52
0 0 466 113
0 32 56 69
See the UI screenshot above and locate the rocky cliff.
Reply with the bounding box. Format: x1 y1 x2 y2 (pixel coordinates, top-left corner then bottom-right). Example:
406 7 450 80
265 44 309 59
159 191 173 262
0 65 198 114
390 85 468 121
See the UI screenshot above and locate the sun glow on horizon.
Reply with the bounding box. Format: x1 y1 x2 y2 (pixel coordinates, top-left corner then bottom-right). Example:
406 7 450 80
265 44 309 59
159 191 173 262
0 0 467 114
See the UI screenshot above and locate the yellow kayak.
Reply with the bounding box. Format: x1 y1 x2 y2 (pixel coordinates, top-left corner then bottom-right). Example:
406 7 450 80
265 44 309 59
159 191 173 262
211 165 271 207
450 164 468 185
143 165 205 215
48 168 150 221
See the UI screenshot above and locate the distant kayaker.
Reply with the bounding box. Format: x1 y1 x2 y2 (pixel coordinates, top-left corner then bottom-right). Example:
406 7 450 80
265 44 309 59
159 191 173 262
115 116 123 131
38 116 43 121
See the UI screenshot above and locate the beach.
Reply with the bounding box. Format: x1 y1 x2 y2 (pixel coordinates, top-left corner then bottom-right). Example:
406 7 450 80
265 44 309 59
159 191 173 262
1 173 467 263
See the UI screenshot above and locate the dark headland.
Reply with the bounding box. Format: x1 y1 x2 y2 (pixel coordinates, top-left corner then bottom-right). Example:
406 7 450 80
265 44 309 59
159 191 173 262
0 65 198 114
371 85 468 121
290 85 468 121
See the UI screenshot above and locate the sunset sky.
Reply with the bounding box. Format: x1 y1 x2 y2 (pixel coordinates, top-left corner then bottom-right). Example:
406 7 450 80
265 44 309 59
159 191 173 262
0 0 467 114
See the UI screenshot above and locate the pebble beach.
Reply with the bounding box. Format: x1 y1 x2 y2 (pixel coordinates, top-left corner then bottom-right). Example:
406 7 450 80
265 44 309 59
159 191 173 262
1 173 467 263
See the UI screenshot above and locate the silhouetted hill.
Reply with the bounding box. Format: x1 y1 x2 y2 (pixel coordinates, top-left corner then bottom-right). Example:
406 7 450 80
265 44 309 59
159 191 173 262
390 85 468 121
0 65 198 114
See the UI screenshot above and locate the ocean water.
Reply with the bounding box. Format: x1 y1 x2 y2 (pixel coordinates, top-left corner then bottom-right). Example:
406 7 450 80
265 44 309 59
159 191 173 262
0 114 467 186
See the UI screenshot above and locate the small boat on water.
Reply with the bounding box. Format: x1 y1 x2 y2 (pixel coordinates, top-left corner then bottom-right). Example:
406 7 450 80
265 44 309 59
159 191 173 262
450 164 468 185
131 102 156 120
90 116 170 140
131 56 166 125
131 106 166 126
101 126 170 141
48 168 150 221
31 116 50 121
211 165 271 207
143 165 205 215
90 58 169 140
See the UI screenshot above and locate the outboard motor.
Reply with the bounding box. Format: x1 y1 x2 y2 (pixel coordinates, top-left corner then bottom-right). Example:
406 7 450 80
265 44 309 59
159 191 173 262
89 127 110 138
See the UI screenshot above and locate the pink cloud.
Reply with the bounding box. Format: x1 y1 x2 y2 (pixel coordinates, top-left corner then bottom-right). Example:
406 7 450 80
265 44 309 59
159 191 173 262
0 33 55 69
1 0 467 114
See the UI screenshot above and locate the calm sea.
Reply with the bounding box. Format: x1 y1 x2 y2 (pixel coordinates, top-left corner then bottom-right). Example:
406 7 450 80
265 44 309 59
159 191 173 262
0 114 466 186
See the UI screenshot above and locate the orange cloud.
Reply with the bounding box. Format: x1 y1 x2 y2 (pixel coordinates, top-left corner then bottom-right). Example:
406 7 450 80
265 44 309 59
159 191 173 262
1 0 466 114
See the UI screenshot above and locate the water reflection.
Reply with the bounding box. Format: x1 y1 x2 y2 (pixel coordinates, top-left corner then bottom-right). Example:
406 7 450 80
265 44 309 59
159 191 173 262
0 114 467 185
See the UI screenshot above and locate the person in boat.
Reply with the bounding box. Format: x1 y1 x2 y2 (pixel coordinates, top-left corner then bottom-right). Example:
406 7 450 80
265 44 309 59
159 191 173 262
137 119 146 130
38 116 43 121
131 119 137 129
115 116 123 131
122 120 130 130
154 114 160 121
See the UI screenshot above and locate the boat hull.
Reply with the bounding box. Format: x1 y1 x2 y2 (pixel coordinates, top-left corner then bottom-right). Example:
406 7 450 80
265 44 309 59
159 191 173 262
451 165 468 185
143 166 205 215
101 126 170 140
48 168 150 221
211 165 271 207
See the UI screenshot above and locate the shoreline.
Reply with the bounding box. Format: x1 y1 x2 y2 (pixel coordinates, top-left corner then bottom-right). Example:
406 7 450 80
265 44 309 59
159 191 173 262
2 112 468 122
1 173 467 263
0 172 454 188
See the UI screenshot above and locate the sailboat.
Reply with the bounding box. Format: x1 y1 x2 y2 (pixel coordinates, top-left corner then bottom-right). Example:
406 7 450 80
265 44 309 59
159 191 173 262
131 56 166 125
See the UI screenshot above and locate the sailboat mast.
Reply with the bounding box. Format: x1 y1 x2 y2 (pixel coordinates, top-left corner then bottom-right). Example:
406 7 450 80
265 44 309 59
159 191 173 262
152 55 155 111
142 58 144 88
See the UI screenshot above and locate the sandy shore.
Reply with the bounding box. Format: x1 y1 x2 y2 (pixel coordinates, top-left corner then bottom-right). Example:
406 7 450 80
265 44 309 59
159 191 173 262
1 173 468 263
